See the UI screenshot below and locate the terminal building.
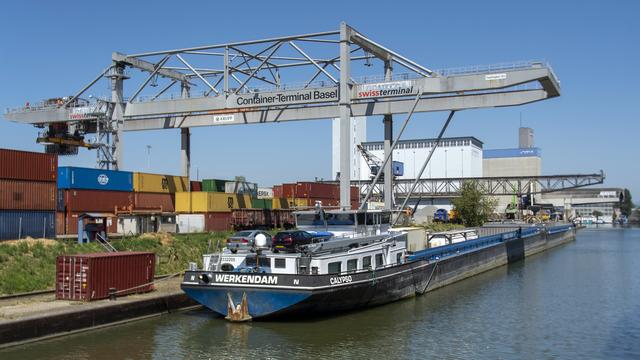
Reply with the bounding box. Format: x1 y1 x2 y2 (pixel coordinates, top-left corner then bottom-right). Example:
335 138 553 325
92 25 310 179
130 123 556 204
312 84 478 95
358 137 483 181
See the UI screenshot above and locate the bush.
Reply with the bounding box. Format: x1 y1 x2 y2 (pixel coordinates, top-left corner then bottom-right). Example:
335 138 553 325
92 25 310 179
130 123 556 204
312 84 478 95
452 181 497 227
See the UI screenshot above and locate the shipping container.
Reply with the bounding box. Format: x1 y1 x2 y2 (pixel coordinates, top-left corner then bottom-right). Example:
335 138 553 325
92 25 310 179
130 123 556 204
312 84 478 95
271 197 290 209
257 187 273 199
272 209 295 228
176 192 238 213
251 198 273 209
204 212 232 232
296 182 337 199
133 173 188 193
0 148 57 182
273 185 283 198
56 211 65 235
133 192 175 212
60 189 133 213
56 252 155 301
0 210 56 240
281 184 297 198
58 167 133 192
176 214 205 233
58 212 117 235
190 181 202 192
201 179 229 192
237 194 251 209
0 179 57 210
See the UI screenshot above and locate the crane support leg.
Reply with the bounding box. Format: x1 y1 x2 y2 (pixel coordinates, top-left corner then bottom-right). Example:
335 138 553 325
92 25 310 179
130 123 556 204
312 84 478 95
181 127 190 183
383 115 393 210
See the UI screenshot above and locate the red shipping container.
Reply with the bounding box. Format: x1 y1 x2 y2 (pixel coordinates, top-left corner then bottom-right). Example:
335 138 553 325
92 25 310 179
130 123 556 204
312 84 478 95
190 181 202 192
61 189 133 213
273 185 282 198
56 211 65 235
0 148 57 182
281 184 296 198
204 212 232 232
133 192 175 212
0 179 57 210
56 252 155 301
296 182 336 199
60 211 118 235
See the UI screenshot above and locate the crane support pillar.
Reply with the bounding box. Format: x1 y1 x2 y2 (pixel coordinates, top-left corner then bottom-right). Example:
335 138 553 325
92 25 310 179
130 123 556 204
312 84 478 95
383 61 394 210
339 22 352 209
181 82 191 185
181 127 190 180
110 63 126 170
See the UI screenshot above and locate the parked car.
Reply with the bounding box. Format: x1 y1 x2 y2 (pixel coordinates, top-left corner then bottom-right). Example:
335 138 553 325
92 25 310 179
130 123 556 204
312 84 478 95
226 230 272 252
272 230 330 253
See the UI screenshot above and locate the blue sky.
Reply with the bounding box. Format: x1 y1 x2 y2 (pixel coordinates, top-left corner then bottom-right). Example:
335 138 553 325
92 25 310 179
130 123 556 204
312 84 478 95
1 1 638 198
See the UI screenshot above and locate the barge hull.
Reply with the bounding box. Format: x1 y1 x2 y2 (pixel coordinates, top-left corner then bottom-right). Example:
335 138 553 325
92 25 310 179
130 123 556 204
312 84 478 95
182 226 576 319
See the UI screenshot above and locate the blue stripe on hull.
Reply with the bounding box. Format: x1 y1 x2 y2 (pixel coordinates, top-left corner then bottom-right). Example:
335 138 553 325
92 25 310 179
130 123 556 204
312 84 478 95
182 286 311 318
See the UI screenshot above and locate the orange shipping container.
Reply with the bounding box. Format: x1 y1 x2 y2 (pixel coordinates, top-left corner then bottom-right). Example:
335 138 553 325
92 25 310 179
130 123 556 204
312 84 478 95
60 189 133 213
0 179 57 210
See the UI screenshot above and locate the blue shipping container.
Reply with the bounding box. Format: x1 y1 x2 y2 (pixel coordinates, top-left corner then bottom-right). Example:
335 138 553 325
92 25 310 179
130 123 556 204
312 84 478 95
0 210 56 240
58 167 133 192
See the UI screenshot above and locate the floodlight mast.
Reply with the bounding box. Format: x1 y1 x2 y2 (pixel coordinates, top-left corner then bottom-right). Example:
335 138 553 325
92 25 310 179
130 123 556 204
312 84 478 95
3 22 560 210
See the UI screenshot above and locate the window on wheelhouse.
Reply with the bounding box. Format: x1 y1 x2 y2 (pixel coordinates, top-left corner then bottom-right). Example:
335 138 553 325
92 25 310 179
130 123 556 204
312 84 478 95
375 253 384 269
328 261 342 274
296 213 326 227
245 256 269 267
326 213 355 226
347 259 358 273
362 256 372 270
274 258 286 269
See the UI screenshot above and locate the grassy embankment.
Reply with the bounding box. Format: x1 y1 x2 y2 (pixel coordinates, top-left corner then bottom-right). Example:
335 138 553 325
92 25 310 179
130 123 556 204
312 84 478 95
0 232 232 295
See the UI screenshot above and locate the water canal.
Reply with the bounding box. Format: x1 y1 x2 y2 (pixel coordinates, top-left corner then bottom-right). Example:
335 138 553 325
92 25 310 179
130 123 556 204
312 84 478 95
3 226 639 359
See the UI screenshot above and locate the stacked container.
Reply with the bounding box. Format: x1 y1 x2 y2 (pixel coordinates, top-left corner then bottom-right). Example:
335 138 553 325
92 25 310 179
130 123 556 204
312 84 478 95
0 149 57 240
57 167 133 235
271 181 360 209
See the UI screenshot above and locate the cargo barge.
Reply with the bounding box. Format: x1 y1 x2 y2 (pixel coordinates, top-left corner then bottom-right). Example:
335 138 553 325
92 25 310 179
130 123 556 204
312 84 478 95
181 209 576 321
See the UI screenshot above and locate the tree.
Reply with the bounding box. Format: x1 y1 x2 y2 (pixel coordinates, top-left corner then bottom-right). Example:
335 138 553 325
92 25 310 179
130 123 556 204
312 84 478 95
592 210 603 218
452 181 497 227
621 189 633 216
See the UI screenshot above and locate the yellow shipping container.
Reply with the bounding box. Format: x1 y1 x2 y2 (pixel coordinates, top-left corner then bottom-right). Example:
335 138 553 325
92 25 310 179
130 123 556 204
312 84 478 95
271 197 290 209
176 192 238 213
133 173 188 193
288 198 310 208
236 194 252 209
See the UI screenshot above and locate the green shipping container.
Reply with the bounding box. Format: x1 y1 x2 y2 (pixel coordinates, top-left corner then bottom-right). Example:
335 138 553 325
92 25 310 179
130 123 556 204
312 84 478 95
202 179 229 192
250 198 272 209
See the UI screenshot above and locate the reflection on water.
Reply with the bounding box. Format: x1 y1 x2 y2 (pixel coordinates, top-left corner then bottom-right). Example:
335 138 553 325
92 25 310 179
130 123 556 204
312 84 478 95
2 227 639 359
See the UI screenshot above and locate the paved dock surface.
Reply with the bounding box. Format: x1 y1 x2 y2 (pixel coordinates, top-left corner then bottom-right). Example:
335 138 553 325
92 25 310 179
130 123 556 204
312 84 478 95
0 277 196 347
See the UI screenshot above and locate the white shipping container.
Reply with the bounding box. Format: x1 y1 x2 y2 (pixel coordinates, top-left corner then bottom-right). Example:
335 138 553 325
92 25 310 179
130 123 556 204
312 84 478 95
177 214 205 233
257 187 274 199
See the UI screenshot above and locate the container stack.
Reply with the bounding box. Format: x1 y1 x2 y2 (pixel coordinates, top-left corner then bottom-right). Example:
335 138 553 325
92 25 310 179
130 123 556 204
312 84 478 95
272 181 360 209
0 149 57 240
57 167 134 235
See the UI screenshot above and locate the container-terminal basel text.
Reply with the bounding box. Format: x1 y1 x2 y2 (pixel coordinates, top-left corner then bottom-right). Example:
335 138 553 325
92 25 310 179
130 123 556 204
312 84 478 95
5 22 601 209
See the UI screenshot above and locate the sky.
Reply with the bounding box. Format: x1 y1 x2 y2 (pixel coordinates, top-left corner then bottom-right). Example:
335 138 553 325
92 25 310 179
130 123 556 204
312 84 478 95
0 0 638 198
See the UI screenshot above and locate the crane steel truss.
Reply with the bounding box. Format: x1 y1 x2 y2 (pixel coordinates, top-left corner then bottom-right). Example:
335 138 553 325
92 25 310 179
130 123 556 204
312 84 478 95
355 172 605 199
4 22 561 207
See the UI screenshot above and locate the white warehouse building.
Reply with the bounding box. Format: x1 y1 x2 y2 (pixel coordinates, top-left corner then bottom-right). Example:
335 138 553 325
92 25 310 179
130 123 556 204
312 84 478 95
331 117 367 181
358 137 484 181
